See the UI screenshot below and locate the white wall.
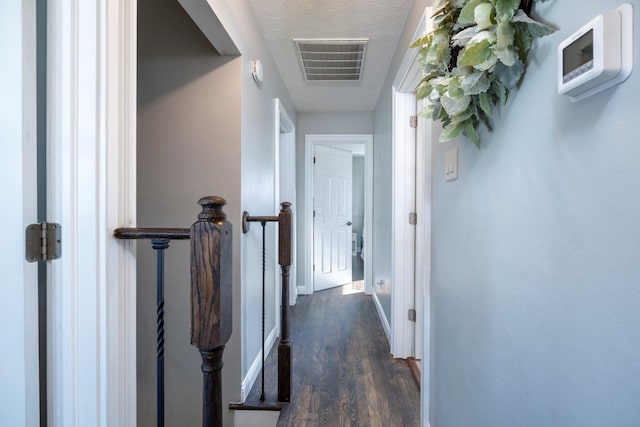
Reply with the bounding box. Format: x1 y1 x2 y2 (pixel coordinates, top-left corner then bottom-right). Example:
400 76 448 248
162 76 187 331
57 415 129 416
138 0 296 425
426 1 640 426
372 0 428 325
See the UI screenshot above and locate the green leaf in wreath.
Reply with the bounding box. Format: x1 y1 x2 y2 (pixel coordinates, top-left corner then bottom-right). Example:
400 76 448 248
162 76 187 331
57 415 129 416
409 34 429 49
441 121 466 141
496 15 515 49
441 90 471 117
478 91 494 118
461 70 491 95
512 9 555 37
494 0 520 18
452 26 479 47
513 24 533 60
447 75 464 97
494 59 524 89
425 31 452 70
494 45 517 66
492 80 508 105
474 3 494 30
464 120 481 148
458 0 487 25
432 103 444 121
458 34 493 67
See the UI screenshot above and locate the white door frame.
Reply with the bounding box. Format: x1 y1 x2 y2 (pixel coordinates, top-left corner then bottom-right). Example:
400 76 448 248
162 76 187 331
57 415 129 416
274 99 297 312
303 134 373 295
1 1 40 424
391 7 432 427
46 0 137 425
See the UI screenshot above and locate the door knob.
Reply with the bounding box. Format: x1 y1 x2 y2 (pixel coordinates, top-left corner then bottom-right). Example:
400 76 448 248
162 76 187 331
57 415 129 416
346 221 352 226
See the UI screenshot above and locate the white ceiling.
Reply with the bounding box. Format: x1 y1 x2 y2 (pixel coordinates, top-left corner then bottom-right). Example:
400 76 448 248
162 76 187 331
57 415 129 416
246 0 415 112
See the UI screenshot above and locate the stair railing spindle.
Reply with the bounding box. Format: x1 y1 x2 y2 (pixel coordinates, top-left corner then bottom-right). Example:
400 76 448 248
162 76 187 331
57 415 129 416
151 238 170 427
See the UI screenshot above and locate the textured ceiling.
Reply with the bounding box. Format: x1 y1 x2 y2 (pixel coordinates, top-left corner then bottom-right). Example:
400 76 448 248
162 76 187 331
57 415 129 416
246 0 414 112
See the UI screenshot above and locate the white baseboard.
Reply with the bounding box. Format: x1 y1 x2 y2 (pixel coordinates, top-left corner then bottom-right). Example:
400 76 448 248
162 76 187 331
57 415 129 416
297 285 312 295
241 327 278 401
372 290 391 344
234 410 279 427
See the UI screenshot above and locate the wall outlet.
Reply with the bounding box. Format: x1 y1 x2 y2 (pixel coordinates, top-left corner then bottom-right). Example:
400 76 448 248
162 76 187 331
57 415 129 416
445 147 458 182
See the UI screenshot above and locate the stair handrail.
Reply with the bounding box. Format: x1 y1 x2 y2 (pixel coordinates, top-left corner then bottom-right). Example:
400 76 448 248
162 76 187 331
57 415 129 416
114 195 232 427
242 202 293 403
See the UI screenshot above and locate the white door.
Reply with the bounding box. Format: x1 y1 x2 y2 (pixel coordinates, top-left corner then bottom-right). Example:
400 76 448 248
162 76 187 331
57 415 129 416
1 1 40 424
313 145 353 291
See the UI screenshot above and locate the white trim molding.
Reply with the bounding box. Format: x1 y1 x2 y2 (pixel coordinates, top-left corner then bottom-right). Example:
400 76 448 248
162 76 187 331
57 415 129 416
303 134 373 296
240 326 278 402
274 99 297 308
390 7 430 360
391 7 434 427
372 291 391 342
1 1 40 424
47 0 137 425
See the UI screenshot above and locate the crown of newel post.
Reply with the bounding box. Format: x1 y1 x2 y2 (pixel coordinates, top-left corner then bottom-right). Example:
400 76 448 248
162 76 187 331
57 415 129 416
190 196 233 427
190 196 233 349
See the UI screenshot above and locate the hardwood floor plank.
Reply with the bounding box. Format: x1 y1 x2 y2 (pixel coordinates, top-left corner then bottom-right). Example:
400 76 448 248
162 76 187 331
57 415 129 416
244 284 420 426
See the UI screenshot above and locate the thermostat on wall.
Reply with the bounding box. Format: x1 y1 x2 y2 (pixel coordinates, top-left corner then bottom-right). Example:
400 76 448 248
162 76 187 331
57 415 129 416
557 3 633 102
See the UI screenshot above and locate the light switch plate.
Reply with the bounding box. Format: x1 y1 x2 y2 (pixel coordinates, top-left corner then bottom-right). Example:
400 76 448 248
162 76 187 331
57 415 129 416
445 147 458 182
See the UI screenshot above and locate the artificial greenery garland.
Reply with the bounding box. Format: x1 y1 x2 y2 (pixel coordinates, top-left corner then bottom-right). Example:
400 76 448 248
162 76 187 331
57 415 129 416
411 0 555 147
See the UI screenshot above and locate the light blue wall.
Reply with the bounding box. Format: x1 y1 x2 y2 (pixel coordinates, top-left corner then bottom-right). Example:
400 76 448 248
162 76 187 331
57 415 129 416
430 1 640 426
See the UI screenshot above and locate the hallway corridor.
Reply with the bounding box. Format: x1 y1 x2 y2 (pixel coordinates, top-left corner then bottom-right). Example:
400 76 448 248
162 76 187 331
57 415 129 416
246 284 420 426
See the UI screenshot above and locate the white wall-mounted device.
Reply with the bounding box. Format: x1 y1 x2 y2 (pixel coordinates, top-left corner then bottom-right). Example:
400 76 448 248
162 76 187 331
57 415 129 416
557 3 633 102
251 59 264 84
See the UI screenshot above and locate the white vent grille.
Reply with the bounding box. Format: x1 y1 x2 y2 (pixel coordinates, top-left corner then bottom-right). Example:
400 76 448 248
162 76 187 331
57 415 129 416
294 38 368 81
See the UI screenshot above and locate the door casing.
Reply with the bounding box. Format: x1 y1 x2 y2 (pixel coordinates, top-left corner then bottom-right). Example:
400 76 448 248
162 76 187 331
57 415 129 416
303 134 373 296
391 7 432 427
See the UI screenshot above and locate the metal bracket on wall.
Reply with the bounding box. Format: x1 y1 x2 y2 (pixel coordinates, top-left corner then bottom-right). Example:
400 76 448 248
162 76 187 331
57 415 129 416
26 222 61 262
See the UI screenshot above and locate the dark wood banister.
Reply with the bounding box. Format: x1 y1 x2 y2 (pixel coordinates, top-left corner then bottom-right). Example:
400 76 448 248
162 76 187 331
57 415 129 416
113 227 190 240
114 196 232 427
242 202 293 403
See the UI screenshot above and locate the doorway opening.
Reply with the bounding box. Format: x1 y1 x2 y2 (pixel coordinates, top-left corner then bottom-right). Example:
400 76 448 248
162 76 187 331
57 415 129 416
303 134 373 296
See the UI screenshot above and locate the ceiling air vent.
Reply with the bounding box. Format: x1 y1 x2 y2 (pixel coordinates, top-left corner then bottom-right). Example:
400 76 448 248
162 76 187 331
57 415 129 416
294 38 368 81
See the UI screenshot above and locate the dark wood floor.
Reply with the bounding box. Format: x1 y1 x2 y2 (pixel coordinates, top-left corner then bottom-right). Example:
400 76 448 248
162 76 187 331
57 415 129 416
245 277 420 426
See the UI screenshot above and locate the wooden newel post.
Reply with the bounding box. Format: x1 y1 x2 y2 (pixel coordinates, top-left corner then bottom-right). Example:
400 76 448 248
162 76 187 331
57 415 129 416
190 196 232 427
278 202 292 402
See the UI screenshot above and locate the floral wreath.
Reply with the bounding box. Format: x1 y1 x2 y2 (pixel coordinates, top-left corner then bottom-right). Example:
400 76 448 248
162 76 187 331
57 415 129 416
411 0 555 147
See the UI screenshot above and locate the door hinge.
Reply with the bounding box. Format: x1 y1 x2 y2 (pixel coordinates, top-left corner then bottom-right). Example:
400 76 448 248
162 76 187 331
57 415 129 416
408 308 417 322
26 222 61 262
313 210 316 218
409 212 417 225
409 115 418 129
313 264 316 271
313 156 316 164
